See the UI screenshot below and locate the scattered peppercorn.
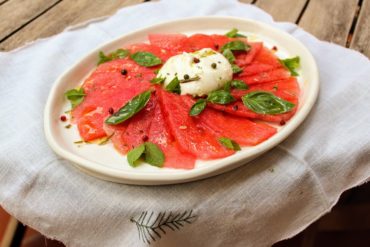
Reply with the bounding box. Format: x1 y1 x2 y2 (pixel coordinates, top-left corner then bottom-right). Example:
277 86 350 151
211 63 217 69
232 105 239 111
215 44 219 49
272 46 278 52
280 120 286 126
184 74 190 80
121 69 127 75
108 107 114 114
60 115 67 122
142 135 149 142
193 57 200 63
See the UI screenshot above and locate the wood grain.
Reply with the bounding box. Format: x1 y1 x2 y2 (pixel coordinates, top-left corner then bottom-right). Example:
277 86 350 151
0 0 60 42
256 0 307 22
298 0 359 46
350 0 370 58
0 0 144 51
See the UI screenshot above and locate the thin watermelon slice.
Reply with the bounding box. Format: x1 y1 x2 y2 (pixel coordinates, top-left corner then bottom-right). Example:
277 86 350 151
236 68 290 85
209 77 299 123
126 43 175 62
149 97 196 169
148 33 188 53
158 89 234 159
235 42 263 67
181 97 277 146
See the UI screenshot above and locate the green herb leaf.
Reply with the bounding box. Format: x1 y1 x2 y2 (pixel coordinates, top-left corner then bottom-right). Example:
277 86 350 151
105 90 151 125
219 137 241 151
131 52 162 67
189 99 207 116
150 76 166 84
144 142 165 167
165 77 181 94
223 81 232 92
97 49 129 65
279 56 300 76
207 90 236 104
180 75 200 83
232 64 243 74
225 28 246 38
220 40 250 53
222 49 235 63
127 144 146 167
231 80 249 90
242 91 295 114
64 88 86 109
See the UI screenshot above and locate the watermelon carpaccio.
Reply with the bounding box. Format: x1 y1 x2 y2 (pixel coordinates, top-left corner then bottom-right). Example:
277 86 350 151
71 32 300 169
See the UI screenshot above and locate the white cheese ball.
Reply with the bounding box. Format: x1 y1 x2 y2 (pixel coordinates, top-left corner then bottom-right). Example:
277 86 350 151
158 48 233 96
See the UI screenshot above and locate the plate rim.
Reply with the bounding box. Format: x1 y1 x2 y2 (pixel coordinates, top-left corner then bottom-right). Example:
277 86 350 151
44 16 319 185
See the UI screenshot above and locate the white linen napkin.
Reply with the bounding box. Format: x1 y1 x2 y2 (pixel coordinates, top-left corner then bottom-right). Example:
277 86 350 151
1 0 369 246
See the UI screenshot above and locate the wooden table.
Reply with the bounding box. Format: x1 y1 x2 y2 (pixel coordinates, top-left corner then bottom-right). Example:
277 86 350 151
1 1 369 247
0 0 369 59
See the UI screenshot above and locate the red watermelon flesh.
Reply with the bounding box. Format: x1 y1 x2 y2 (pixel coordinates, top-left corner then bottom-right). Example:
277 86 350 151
149 98 196 169
181 97 277 146
236 68 290 85
252 47 283 68
72 59 153 141
148 33 188 53
104 122 129 154
235 42 263 67
126 43 175 62
158 89 234 159
184 34 217 51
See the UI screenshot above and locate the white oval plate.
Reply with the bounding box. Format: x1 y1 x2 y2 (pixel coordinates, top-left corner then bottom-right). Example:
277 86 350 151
44 16 319 185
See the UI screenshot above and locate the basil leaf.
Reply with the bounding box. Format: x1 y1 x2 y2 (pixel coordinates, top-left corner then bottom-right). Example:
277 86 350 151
223 81 231 92
219 137 241 151
222 49 235 63
242 91 295 114
127 144 145 167
144 142 165 167
232 64 243 74
189 99 207 116
207 90 236 104
280 56 300 76
97 49 129 65
64 88 86 109
105 90 151 125
150 76 166 84
220 40 250 53
225 28 246 38
131 52 162 67
165 77 181 94
231 80 249 90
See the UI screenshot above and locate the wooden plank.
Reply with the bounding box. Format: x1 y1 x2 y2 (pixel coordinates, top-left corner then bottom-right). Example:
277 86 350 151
350 0 370 58
0 0 144 51
298 0 359 46
239 0 254 3
0 0 60 42
255 0 307 23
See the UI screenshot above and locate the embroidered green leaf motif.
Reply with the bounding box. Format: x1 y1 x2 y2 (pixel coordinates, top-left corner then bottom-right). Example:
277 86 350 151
97 49 129 65
219 137 241 151
105 90 151 125
165 77 181 94
189 99 207 116
150 76 166 84
144 142 164 167
131 52 162 67
127 144 145 167
231 64 243 74
242 91 295 114
207 90 236 104
64 88 86 109
279 56 300 76
225 28 247 38
220 40 250 53
231 80 249 90
222 49 235 63
130 210 197 244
